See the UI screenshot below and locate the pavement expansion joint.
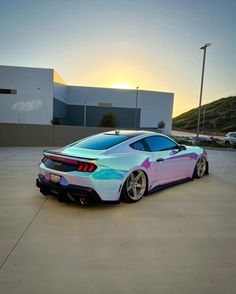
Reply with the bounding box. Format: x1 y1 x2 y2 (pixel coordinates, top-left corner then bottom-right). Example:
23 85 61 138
0 198 47 271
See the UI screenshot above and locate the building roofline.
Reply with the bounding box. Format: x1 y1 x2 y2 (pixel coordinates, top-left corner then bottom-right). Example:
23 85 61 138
66 85 174 95
0 64 54 71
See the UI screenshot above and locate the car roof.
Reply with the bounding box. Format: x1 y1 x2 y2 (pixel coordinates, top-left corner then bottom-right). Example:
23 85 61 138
103 130 156 138
99 130 176 152
227 132 236 135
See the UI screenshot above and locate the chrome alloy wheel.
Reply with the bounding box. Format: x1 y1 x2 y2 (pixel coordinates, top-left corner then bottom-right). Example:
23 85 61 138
196 156 206 178
126 170 147 201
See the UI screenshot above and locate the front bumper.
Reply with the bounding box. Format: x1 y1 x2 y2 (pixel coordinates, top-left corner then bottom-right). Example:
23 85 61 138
36 175 119 204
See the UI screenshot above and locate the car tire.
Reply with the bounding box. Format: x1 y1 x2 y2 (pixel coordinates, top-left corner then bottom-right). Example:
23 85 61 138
194 156 207 178
122 170 147 203
225 141 231 146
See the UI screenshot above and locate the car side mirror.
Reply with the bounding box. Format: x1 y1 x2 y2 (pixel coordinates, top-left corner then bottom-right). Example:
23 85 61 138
178 145 186 151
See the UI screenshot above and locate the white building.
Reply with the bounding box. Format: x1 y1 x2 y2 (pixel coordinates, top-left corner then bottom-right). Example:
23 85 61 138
0 65 174 134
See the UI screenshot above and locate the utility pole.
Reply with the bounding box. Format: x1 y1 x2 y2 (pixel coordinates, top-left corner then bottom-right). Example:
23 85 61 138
84 101 87 127
134 86 139 129
196 43 211 138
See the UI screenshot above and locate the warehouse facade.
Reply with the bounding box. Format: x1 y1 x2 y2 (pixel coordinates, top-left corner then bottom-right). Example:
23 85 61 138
0 65 174 134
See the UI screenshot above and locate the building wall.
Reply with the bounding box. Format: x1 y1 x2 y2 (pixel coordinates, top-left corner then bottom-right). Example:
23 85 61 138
0 123 114 146
0 65 54 124
53 99 140 128
86 106 140 128
138 90 174 134
65 86 174 133
67 105 84 126
53 82 68 103
0 66 174 134
67 86 137 107
53 98 68 124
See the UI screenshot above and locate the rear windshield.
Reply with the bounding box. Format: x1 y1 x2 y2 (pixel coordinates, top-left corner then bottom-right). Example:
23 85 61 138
73 134 129 150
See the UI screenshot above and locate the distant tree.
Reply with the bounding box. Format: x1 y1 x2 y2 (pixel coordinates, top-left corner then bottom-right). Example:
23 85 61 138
157 120 165 133
98 113 117 127
158 120 165 129
51 117 61 125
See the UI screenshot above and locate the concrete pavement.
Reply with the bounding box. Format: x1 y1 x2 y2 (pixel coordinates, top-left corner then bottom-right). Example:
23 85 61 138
0 147 236 294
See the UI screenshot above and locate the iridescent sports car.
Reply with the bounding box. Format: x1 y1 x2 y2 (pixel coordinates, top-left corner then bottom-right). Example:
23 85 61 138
36 130 209 205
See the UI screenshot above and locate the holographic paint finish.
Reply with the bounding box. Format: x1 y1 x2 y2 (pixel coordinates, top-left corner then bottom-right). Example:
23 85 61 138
38 131 208 202
92 169 126 180
141 158 151 169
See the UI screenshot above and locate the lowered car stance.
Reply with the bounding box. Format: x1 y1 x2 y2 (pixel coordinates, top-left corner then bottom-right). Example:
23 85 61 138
36 130 209 205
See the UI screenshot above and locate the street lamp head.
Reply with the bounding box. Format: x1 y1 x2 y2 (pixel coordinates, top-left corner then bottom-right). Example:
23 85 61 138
200 43 212 50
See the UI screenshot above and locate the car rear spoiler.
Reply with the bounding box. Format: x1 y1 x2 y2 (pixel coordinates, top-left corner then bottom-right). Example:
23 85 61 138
43 150 98 161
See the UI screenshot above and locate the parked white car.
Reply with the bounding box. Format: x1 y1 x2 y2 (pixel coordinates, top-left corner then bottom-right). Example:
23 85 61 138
224 132 236 146
190 135 217 145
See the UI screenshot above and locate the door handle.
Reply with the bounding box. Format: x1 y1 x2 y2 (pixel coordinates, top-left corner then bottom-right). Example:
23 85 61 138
156 158 165 162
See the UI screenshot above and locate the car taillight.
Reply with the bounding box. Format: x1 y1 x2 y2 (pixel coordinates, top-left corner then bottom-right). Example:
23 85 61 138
41 157 47 163
77 162 97 172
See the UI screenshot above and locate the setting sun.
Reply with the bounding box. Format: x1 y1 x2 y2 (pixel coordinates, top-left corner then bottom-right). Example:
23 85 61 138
112 83 131 89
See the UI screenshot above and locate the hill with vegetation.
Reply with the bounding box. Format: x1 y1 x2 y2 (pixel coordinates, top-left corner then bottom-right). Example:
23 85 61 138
172 96 236 133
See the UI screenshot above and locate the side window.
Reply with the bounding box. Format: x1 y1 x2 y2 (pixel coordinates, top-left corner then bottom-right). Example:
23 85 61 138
144 136 178 152
130 140 147 151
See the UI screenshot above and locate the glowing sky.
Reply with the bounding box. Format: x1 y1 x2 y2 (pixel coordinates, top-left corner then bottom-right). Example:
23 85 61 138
1 0 235 116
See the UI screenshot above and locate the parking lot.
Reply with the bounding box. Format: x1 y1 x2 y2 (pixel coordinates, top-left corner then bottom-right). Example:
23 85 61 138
0 147 236 294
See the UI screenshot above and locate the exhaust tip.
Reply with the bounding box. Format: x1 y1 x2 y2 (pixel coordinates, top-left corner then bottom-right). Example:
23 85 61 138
36 178 40 188
79 197 87 206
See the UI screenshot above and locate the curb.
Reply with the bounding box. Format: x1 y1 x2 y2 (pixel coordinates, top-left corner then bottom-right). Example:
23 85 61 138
203 147 236 152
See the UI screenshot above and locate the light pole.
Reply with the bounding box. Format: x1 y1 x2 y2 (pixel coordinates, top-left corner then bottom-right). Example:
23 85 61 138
84 101 87 127
134 86 139 129
196 43 211 138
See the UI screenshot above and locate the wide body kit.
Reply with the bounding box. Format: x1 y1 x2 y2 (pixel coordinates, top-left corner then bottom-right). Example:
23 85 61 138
37 131 208 204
